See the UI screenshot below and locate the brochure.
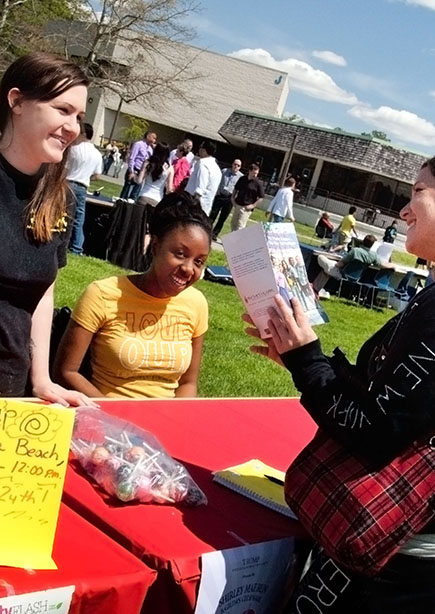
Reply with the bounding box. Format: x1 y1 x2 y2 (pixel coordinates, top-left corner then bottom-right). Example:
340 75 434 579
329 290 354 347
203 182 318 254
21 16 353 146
222 222 328 338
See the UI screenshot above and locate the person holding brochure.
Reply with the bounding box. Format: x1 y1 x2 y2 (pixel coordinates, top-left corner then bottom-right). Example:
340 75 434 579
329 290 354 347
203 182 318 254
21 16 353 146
243 157 435 612
54 192 211 399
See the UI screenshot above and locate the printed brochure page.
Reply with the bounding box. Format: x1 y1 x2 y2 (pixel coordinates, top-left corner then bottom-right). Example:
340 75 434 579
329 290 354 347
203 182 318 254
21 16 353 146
222 223 327 338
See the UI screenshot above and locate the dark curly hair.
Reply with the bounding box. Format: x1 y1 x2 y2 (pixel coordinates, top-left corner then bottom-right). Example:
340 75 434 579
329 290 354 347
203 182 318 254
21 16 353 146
147 142 170 182
149 191 212 244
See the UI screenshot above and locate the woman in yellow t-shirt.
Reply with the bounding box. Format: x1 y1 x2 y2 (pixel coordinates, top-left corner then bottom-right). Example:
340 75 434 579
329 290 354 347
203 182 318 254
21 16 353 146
54 192 212 398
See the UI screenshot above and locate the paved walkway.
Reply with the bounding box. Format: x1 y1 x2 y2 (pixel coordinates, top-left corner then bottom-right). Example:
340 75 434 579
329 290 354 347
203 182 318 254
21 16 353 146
99 172 124 186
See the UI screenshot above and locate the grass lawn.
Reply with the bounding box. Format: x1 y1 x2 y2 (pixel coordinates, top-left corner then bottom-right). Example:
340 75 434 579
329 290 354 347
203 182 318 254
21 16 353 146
89 178 122 200
56 251 392 398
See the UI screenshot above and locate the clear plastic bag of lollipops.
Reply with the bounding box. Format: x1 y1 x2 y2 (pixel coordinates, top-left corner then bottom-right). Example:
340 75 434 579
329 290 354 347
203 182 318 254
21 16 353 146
70 407 207 506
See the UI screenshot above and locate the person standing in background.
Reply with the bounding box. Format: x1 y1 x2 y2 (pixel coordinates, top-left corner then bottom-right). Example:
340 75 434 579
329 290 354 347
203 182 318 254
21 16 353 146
335 205 358 249
102 140 116 175
266 176 296 223
136 142 173 208
169 138 194 167
185 140 221 216
119 130 156 200
66 122 103 255
209 158 243 240
172 142 192 191
112 146 122 178
230 163 264 231
383 220 398 244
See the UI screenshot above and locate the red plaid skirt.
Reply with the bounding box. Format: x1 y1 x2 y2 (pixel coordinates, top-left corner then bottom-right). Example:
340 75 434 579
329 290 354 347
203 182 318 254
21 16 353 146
285 431 435 576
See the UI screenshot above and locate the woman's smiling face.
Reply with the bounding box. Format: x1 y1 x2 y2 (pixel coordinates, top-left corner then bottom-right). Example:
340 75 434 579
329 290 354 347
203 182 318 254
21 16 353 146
7 83 87 173
401 164 435 261
148 224 210 298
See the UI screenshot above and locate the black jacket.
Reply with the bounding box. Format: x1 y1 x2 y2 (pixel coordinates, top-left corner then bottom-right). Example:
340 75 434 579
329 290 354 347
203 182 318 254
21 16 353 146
281 285 435 467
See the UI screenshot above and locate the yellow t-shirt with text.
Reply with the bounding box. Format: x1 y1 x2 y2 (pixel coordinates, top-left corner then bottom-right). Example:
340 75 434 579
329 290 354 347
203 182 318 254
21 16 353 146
72 276 208 398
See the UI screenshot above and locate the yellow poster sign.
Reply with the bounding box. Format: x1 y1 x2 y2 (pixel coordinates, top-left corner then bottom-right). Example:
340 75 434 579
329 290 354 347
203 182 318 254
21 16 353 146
0 399 74 569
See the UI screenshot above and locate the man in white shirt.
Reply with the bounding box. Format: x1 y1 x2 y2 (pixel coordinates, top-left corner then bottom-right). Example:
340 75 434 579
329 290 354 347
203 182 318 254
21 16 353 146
168 138 194 167
185 140 222 216
266 176 296 222
66 123 103 254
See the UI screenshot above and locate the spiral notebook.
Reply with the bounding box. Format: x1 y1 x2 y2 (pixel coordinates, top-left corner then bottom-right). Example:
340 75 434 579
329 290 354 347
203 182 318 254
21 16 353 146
213 459 296 519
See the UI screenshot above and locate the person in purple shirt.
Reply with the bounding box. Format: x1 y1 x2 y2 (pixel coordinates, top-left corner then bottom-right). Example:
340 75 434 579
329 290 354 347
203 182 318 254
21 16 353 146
119 130 157 200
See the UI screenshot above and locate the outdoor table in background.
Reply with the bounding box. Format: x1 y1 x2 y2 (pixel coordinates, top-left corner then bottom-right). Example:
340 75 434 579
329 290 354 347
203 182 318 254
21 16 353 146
62 397 317 614
105 199 148 271
82 196 149 270
304 245 428 291
82 193 114 259
0 503 156 614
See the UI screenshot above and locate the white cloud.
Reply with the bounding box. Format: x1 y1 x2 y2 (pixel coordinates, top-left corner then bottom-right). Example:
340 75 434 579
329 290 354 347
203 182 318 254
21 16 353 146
348 104 435 147
400 0 435 9
312 50 347 66
228 48 358 105
429 90 435 99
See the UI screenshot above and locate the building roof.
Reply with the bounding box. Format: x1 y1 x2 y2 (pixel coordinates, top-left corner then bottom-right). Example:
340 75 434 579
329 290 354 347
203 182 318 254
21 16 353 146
219 110 427 183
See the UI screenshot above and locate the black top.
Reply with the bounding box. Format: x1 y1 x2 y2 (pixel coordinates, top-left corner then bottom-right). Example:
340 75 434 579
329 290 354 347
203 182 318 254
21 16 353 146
281 286 435 467
0 154 70 396
233 176 265 206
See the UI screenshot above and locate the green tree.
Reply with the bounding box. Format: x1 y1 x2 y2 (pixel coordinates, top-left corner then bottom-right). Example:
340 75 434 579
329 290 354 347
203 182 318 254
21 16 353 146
48 0 202 137
361 130 391 142
121 115 149 143
52 0 201 104
0 0 80 68
285 113 306 123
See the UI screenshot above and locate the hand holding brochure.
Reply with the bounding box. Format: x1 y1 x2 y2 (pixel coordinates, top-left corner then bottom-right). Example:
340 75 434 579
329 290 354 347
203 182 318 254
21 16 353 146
222 222 327 338
213 458 296 519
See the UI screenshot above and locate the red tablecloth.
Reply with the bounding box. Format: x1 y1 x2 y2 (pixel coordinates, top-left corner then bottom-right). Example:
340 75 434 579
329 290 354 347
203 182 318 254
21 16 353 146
0 504 156 614
63 397 316 613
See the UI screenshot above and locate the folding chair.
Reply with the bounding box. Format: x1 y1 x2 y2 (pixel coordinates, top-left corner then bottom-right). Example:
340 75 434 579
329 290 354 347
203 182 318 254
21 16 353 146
373 268 396 307
358 268 395 309
337 260 366 299
393 271 417 301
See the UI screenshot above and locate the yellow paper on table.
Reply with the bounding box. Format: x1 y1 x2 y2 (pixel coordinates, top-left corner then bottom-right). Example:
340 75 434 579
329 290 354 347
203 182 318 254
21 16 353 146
0 399 74 570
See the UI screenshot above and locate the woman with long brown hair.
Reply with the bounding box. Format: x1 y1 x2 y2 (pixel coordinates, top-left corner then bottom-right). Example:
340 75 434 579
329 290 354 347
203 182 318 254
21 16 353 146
0 51 92 405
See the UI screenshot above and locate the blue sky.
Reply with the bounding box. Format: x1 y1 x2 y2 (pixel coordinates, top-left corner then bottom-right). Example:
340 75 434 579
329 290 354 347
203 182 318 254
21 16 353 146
190 0 435 155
